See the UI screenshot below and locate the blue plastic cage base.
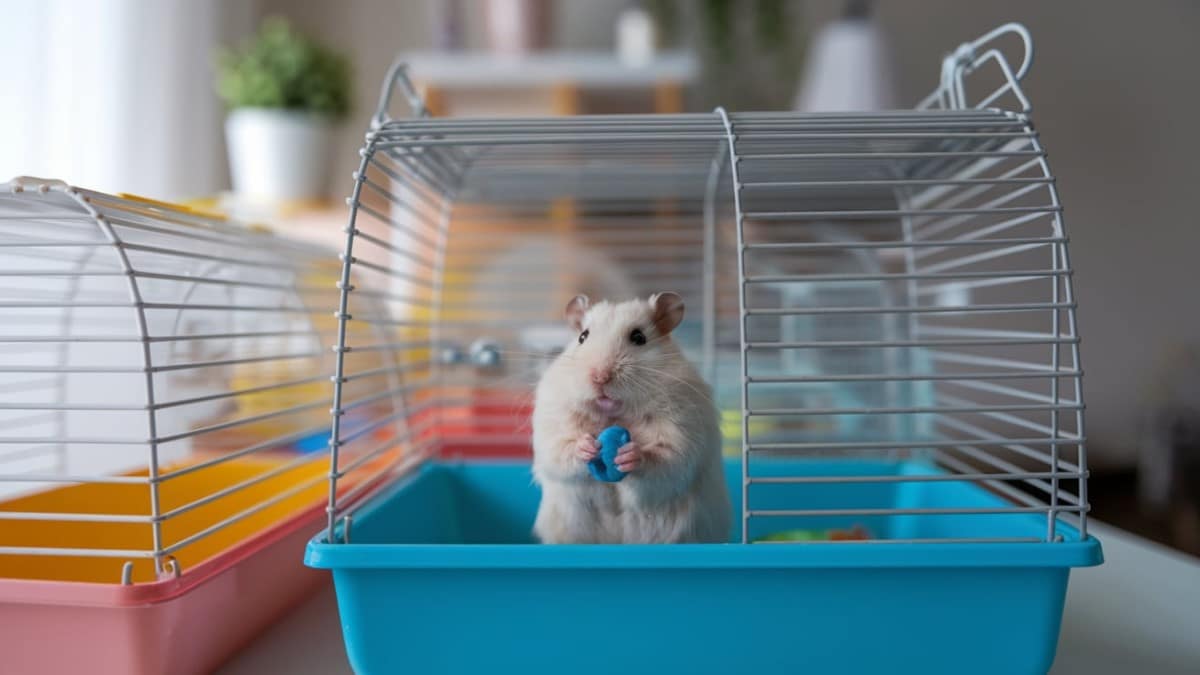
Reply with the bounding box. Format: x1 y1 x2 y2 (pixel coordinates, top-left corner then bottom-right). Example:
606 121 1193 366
306 459 1101 675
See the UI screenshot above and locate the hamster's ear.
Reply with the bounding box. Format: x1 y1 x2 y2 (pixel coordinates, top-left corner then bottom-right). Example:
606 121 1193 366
650 292 685 335
565 294 590 331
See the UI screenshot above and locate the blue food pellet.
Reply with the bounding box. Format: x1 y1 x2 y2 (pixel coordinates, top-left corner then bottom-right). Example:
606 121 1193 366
588 426 630 483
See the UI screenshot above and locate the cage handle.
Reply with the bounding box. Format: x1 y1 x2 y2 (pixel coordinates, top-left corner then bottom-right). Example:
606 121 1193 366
372 59 430 128
922 22 1034 112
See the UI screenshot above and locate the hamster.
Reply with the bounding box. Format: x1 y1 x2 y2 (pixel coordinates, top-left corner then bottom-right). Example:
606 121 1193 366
531 292 731 544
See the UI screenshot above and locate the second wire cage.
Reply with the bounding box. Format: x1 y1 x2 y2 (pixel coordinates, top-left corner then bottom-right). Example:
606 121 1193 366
308 23 1101 675
0 180 401 675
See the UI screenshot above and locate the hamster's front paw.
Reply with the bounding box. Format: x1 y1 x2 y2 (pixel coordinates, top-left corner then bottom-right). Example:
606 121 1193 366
575 434 600 462
614 442 643 473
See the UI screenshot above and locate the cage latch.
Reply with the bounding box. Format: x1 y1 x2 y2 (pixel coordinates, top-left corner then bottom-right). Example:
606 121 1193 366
371 59 431 129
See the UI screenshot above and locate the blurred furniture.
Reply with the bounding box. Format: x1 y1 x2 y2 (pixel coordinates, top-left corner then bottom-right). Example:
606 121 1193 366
204 196 348 253
397 51 698 116
793 0 896 111
191 52 703 252
217 520 1200 675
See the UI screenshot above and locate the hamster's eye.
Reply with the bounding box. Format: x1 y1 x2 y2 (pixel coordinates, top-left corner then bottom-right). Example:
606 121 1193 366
629 328 647 346
578 329 589 345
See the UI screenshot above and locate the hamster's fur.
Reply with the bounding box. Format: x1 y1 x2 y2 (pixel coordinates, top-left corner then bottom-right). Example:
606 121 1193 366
531 292 731 544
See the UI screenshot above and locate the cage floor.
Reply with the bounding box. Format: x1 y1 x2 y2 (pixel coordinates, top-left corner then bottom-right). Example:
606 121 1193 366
0 454 329 584
307 459 1101 675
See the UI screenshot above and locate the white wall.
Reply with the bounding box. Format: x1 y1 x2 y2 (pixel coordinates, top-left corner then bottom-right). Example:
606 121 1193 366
0 0 255 200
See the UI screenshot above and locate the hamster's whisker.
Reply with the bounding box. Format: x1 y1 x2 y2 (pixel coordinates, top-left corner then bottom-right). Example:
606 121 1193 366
622 364 715 404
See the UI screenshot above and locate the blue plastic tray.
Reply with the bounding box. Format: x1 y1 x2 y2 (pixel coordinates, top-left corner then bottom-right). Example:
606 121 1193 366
305 459 1102 675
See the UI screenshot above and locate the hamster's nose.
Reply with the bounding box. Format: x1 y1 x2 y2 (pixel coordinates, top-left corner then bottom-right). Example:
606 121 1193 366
589 368 612 385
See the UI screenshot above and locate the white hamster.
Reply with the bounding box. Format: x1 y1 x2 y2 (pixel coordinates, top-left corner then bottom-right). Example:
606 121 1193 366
531 292 730 544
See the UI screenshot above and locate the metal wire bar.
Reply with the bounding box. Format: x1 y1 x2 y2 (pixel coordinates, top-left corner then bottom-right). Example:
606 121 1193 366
0 472 148 484
1027 118 1089 538
357 177 446 239
131 270 335 296
747 402 1082 416
745 205 1057 221
745 269 1068 284
348 227 439 273
336 405 427 448
152 398 328 445
368 152 458 210
748 437 1082 452
930 350 1066 373
336 381 439 417
158 421 333 482
915 211 1054 263
742 176 1051 190
907 155 1045 217
746 370 1080 384
339 255 438 289
159 473 327 556
934 389 1081 434
338 360 432 385
938 377 1079 407
750 506 1084 518
158 451 327 521
118 242 302 272
151 373 329 411
936 443 1079 503
331 443 435 522
745 301 1072 316
337 340 431 354
357 186 446 243
0 546 155 558
930 451 1076 533
914 272 1065 295
746 337 1079 350
71 188 170 574
716 106 752 544
104 212 288 251
0 444 60 464
334 427 435 480
753 537 1043 545
748 470 1084 485
934 413 1082 472
0 510 152 523
744 236 1065 251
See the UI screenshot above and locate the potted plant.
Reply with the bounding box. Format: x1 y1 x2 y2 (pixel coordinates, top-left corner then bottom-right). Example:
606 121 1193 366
215 17 351 204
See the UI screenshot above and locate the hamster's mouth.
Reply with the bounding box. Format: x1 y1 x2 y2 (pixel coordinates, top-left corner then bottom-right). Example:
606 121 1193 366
592 396 622 414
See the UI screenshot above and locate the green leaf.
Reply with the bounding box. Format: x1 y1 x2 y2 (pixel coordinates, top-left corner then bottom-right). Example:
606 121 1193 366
213 16 352 119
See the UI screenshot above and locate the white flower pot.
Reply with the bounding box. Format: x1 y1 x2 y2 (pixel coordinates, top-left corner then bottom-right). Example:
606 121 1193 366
224 108 335 203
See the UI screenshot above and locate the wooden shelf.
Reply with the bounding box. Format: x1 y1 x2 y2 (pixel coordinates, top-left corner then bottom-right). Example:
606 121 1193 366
399 50 699 116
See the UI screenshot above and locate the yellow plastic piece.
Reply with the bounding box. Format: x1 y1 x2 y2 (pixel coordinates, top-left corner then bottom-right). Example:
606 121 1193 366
721 409 774 441
117 193 228 221
0 455 330 584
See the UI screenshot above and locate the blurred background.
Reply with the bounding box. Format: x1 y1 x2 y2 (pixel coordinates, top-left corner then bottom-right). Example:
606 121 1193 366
1 0 1197 555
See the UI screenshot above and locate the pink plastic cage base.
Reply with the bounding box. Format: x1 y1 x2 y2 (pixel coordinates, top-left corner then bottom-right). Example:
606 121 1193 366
0 503 327 675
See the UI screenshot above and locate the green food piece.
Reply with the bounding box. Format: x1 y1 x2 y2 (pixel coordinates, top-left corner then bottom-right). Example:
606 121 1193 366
756 529 824 542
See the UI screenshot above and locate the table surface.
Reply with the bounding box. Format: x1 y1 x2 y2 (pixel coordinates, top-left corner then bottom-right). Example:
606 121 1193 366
218 521 1200 675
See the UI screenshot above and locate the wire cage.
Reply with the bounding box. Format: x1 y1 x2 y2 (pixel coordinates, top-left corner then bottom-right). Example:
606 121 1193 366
307 23 1102 675
0 178 400 675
